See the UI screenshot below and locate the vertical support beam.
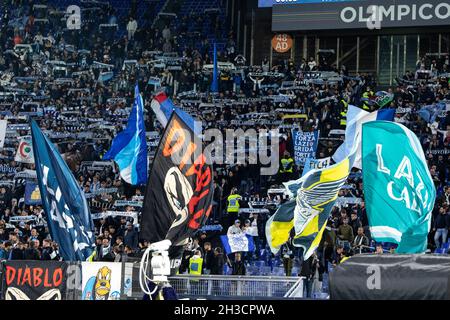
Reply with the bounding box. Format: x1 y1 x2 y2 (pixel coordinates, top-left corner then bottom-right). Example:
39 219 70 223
417 34 420 62
390 35 394 86
403 35 407 75
376 35 380 78
270 43 273 68
396 38 400 78
230 0 235 28
356 36 360 73
251 9 256 65
303 36 307 60
315 37 320 62
237 10 241 51
336 37 340 69
243 24 247 58
291 37 295 61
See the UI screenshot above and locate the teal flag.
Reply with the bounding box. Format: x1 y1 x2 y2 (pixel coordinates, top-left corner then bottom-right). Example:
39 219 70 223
362 121 436 254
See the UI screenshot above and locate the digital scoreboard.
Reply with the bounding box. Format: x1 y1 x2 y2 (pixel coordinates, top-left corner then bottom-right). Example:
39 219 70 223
258 0 358 8
272 0 450 31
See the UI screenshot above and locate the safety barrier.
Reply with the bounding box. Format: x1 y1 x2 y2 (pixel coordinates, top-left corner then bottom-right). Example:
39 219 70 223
167 275 303 299
0 260 308 300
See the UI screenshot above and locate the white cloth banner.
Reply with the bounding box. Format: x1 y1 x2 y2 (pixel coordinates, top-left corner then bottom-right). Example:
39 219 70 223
15 136 34 164
0 120 7 148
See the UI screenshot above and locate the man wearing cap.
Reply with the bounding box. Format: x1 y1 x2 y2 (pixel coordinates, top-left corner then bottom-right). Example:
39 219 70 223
227 220 243 236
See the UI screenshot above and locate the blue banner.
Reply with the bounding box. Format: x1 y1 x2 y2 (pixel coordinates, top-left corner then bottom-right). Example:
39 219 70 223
292 130 319 165
31 120 95 261
24 182 42 205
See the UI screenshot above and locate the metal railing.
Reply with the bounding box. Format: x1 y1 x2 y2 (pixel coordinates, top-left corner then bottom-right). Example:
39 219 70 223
167 275 303 299
1 260 307 300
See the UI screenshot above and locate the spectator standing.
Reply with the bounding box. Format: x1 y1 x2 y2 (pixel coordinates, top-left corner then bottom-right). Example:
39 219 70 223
202 242 214 274
211 247 225 275
352 227 370 254
226 188 241 228
124 221 138 250
188 250 203 276
337 218 354 251
127 17 138 40
230 252 246 275
227 219 243 236
23 240 40 260
433 207 449 248
98 238 114 261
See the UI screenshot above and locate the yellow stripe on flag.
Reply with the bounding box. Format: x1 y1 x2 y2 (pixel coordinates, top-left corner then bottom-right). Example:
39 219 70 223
304 220 328 259
269 220 293 249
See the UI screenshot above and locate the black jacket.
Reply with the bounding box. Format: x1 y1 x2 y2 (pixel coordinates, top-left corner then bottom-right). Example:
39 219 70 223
124 229 138 249
10 247 24 260
300 256 316 279
211 254 224 275
231 260 246 276
23 248 41 260
434 213 450 229
203 249 214 271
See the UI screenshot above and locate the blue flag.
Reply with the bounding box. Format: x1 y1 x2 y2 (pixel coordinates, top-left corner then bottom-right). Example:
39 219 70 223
418 103 445 123
210 43 219 93
221 234 255 255
31 120 95 261
103 84 147 185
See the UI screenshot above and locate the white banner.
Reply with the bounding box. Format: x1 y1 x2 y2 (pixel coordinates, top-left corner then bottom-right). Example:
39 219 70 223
15 136 34 164
91 211 138 225
0 120 7 148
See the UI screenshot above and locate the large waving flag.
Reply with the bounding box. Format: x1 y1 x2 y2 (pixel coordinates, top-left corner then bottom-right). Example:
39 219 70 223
31 120 95 261
150 92 199 135
362 121 436 253
267 152 355 259
210 43 219 93
140 112 213 247
333 105 395 169
265 200 296 254
103 85 147 185
292 153 354 259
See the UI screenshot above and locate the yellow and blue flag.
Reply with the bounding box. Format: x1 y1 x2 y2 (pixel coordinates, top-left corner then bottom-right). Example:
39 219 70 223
267 153 355 259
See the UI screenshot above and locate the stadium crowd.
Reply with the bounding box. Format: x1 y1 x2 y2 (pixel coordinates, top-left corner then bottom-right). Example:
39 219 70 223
0 0 448 297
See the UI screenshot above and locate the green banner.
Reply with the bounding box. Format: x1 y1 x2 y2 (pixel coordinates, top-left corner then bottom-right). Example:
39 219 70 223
362 121 436 253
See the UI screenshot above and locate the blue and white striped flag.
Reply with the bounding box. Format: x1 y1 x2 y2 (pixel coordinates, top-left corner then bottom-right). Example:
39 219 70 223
103 85 147 185
31 120 95 261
